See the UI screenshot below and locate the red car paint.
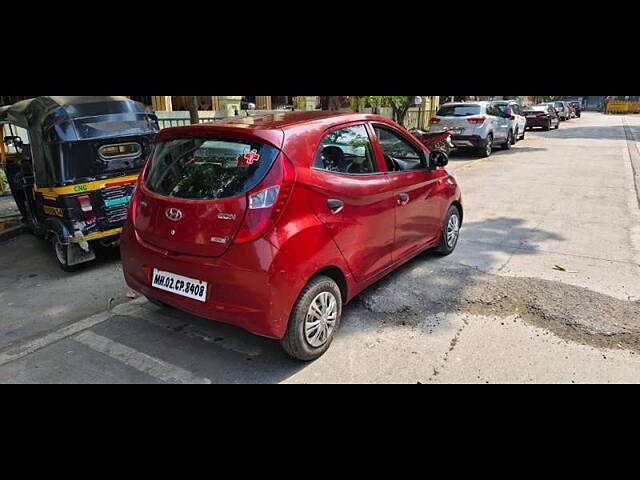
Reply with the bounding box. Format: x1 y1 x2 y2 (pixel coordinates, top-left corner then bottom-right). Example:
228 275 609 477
121 111 462 339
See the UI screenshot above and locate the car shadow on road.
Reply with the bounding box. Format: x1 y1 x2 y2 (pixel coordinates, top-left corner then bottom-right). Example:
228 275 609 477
338 216 565 333
529 123 628 141
447 145 547 162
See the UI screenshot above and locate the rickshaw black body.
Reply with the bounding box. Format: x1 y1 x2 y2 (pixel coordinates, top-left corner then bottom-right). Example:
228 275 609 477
0 96 159 270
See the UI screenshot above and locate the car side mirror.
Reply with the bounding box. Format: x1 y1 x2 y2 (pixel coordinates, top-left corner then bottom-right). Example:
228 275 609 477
430 150 448 168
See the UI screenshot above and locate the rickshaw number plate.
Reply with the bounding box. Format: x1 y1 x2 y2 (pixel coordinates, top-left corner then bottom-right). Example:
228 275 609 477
152 269 208 302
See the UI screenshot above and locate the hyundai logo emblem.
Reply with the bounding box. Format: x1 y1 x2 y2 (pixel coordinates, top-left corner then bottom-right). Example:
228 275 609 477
165 208 183 222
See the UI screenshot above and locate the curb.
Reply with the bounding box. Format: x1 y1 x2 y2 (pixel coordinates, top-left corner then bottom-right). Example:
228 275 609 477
0 296 148 367
0 222 27 243
622 118 640 209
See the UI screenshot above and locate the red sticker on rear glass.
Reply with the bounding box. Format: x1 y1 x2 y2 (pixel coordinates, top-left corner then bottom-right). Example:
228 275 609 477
239 149 260 166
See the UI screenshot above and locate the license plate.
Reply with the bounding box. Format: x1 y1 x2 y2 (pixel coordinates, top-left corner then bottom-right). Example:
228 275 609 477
151 269 208 302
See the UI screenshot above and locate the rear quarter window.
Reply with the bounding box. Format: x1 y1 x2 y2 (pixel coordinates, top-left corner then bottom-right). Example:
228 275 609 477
145 138 280 200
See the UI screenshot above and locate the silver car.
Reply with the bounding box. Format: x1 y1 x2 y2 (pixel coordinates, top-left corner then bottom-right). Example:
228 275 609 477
429 101 513 157
551 101 571 120
494 101 527 144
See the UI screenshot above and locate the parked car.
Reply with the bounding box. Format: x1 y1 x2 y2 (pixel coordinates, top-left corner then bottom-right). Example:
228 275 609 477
121 111 463 361
429 101 513 157
494 100 527 143
523 104 560 130
568 100 582 117
552 101 571 120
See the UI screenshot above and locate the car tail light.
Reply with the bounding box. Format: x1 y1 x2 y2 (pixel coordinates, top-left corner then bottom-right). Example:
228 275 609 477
78 195 96 225
430 117 441 124
466 116 486 124
233 154 295 244
536 113 550 118
128 158 151 224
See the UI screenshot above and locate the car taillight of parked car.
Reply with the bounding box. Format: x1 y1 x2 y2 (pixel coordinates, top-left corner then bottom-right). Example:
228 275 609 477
430 117 441 124
128 158 151 224
466 116 486 124
233 154 295 244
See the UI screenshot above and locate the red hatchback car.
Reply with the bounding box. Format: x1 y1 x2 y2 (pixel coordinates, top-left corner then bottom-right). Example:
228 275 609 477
121 111 463 360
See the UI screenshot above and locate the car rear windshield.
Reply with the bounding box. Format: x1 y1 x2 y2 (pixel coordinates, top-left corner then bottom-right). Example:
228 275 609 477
495 104 512 115
436 104 481 117
525 106 548 112
145 138 280 200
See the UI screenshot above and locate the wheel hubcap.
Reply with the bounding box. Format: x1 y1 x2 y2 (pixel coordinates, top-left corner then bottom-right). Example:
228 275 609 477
304 291 338 348
446 214 460 248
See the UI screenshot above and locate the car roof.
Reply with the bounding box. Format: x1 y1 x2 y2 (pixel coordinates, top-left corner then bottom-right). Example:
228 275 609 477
155 111 399 151
440 101 487 106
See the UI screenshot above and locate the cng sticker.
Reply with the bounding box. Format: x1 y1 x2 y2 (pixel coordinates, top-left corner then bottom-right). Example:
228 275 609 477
73 185 88 192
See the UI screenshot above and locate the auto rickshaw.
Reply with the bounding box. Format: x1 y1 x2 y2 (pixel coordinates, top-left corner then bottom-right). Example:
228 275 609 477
0 96 159 271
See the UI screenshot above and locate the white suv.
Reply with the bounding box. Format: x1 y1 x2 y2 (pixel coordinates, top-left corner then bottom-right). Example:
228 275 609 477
429 101 514 158
494 101 527 144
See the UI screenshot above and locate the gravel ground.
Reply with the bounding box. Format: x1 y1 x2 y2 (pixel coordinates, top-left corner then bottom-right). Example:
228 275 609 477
358 260 640 353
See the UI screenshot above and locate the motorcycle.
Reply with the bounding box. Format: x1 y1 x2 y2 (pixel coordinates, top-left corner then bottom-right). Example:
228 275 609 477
409 128 454 155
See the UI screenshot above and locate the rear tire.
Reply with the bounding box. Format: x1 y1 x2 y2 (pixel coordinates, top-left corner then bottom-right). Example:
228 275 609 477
554 121 559 129
52 238 78 273
520 128 526 140
281 275 342 361
478 134 493 157
512 128 518 144
503 130 513 149
435 205 461 256
543 121 551 131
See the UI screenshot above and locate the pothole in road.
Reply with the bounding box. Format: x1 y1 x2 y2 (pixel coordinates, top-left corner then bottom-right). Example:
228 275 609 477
357 263 640 353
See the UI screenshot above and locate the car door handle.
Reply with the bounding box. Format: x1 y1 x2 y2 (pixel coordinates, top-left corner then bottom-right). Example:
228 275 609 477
327 198 344 213
398 193 410 206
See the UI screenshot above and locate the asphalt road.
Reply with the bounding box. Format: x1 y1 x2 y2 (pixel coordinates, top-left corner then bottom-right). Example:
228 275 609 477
1 111 639 383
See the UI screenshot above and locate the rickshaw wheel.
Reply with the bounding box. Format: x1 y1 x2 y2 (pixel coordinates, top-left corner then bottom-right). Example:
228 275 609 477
52 238 79 272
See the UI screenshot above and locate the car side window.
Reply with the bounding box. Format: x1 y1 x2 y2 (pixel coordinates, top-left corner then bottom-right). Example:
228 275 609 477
313 124 377 174
373 125 424 172
495 104 509 116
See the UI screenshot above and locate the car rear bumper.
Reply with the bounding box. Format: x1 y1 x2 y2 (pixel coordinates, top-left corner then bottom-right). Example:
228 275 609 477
526 118 552 127
120 222 293 339
450 135 483 147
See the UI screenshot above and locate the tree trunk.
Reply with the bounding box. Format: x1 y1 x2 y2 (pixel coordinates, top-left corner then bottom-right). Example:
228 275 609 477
320 96 340 111
188 96 199 125
393 96 413 127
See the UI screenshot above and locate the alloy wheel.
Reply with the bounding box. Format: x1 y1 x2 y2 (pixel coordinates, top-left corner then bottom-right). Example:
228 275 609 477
446 214 460 248
304 291 338 347
485 137 492 156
